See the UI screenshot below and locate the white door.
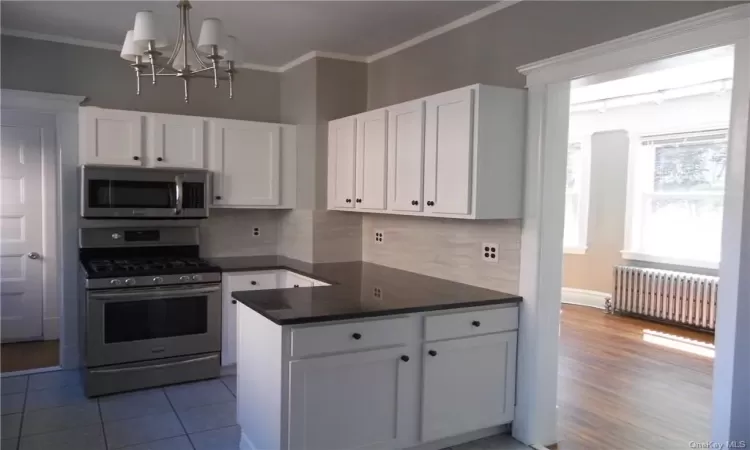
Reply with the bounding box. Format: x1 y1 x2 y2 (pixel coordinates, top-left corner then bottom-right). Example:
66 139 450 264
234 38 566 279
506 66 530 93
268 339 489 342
355 109 387 210
0 111 52 342
328 117 357 209
424 88 475 216
81 107 143 166
288 347 413 450
421 332 517 442
387 100 425 212
222 272 279 366
151 114 205 169
212 120 280 207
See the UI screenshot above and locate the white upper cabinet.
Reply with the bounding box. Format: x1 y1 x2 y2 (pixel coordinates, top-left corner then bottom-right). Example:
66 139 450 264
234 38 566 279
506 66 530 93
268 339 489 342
210 119 281 207
80 107 144 166
387 100 425 213
328 117 357 209
424 88 474 216
150 113 205 169
327 84 525 219
355 109 387 210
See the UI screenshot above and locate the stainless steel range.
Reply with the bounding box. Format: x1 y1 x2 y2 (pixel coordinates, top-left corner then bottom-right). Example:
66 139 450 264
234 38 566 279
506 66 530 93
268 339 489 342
79 227 221 397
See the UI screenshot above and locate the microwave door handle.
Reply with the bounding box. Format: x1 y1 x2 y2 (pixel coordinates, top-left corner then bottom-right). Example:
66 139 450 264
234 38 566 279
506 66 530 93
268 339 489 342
174 174 184 215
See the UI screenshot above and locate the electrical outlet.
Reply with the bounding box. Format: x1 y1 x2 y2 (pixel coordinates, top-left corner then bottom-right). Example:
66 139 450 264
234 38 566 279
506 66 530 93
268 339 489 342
252 227 260 237
373 287 382 299
482 243 498 263
374 230 384 244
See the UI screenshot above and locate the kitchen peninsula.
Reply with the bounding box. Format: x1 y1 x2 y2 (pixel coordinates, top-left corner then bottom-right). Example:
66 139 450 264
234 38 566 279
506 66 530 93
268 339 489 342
216 257 522 450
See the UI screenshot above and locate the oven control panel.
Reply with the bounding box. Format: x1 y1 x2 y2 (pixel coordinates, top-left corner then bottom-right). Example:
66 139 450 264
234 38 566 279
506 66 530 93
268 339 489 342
87 272 221 290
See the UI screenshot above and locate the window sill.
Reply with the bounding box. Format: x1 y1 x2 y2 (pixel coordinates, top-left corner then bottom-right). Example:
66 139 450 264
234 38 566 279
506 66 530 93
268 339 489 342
564 246 587 255
620 251 719 270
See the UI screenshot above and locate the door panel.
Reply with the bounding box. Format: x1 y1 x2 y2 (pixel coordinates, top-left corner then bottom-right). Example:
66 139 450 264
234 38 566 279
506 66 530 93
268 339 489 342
212 120 280 206
1 113 48 342
421 332 517 442
329 117 357 209
152 114 205 169
82 108 143 166
356 110 387 210
387 101 425 212
424 88 474 215
288 347 412 450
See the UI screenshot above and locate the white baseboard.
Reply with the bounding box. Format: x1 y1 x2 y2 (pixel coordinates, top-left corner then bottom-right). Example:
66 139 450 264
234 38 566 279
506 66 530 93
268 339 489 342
561 287 610 310
43 317 59 340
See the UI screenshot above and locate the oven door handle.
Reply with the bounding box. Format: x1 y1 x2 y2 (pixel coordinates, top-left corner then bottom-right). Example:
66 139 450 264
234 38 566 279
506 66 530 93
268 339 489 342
89 285 221 301
88 354 218 374
174 174 184 216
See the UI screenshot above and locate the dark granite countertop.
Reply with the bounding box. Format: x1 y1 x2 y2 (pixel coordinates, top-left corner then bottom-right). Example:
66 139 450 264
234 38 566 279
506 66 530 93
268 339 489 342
208 256 522 325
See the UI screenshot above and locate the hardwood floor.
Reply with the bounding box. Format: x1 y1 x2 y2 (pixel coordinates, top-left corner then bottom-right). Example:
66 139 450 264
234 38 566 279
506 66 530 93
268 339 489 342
556 305 714 450
1 340 59 373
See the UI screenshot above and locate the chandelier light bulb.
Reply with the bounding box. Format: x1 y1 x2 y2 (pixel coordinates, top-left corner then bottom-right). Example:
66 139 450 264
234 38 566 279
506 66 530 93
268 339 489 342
132 11 158 43
220 35 239 63
197 18 223 53
120 30 145 62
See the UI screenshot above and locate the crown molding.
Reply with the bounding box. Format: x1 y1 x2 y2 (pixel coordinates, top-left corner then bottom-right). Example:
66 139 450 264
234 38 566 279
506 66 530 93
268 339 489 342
366 0 523 63
2 28 122 51
1 0 525 73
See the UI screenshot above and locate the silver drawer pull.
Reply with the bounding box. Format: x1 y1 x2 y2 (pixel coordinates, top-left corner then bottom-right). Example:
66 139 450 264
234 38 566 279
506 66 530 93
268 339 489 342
89 354 218 374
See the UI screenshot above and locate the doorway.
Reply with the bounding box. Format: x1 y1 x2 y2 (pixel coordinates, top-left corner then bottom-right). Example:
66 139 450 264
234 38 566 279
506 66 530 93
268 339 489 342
1 109 60 373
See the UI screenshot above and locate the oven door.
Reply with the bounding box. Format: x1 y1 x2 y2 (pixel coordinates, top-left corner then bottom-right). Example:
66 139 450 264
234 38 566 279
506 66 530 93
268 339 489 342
86 283 221 367
80 166 209 219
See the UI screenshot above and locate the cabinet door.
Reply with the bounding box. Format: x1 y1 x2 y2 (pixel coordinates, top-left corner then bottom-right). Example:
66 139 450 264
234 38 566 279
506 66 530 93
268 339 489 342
355 110 387 210
328 117 357 209
387 100 425 212
288 347 413 450
424 88 474 216
212 120 280 207
421 332 517 442
223 271 279 366
81 108 143 166
151 114 205 169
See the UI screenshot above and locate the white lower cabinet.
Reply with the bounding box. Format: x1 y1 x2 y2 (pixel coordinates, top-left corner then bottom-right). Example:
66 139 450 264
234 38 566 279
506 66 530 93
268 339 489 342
421 332 517 442
236 304 519 450
288 346 413 450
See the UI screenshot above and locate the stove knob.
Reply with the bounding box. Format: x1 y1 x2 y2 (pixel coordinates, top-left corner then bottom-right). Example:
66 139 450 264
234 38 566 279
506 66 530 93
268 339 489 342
179 275 191 282
152 276 164 284
191 275 202 281
124 278 136 286
111 233 122 240
110 279 123 286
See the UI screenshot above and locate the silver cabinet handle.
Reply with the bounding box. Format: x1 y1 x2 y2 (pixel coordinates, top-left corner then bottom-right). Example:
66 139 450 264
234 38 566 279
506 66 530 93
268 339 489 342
27 252 40 259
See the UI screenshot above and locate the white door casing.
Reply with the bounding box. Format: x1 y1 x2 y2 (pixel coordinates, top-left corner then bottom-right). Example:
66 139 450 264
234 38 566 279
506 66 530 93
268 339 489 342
212 119 281 207
288 346 412 450
328 117 357 209
355 109 388 210
387 100 425 212
151 113 205 169
0 111 54 342
424 88 475 216
81 107 143 166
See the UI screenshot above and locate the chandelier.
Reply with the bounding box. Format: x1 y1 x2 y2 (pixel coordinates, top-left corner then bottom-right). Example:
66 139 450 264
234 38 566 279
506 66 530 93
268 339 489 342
120 0 238 103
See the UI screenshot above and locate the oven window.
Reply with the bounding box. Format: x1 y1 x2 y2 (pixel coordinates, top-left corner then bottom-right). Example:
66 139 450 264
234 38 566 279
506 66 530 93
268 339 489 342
89 180 176 209
103 295 207 343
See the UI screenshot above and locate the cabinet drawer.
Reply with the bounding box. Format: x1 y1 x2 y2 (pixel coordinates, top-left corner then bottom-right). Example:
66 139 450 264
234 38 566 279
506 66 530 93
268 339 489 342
291 317 410 358
225 271 279 291
424 306 518 341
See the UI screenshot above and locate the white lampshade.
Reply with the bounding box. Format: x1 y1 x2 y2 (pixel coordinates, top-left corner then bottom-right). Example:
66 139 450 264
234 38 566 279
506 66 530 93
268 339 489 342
133 11 157 43
197 18 223 53
172 47 203 71
220 35 239 62
120 30 145 62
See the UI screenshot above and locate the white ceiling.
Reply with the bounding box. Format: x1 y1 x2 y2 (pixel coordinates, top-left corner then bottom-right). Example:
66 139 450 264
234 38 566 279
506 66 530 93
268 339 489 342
1 1 499 69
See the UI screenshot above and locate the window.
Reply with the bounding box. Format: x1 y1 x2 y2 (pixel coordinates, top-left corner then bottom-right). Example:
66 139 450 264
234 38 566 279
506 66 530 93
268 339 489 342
564 140 591 253
624 129 727 268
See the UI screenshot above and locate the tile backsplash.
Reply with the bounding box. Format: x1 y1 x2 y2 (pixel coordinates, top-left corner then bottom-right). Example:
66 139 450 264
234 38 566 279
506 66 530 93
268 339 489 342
199 209 283 258
362 215 521 294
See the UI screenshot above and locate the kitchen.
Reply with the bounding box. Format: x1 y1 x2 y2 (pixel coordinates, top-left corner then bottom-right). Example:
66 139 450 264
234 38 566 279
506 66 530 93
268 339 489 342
5 1 750 450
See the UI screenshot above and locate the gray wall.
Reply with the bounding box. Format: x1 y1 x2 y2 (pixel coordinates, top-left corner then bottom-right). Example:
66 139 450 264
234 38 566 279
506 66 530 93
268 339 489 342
367 1 739 108
1 36 280 122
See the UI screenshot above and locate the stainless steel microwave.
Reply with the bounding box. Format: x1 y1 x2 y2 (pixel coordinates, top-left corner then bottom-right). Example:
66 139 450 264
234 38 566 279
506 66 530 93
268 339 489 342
80 165 210 219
